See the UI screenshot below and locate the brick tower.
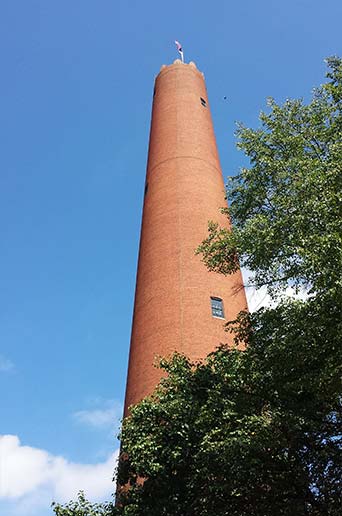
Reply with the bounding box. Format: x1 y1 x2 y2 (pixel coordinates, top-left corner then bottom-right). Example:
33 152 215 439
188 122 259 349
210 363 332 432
123 60 247 415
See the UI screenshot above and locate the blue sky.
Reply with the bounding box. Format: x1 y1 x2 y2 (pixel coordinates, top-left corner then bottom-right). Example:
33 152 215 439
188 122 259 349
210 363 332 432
0 0 341 514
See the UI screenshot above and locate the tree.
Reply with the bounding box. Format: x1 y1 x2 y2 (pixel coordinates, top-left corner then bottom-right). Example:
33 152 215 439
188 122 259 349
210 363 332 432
52 57 342 515
51 491 115 516
115 318 340 515
198 58 341 298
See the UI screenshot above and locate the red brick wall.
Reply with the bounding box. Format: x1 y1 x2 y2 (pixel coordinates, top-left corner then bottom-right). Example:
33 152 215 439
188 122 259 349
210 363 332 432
123 62 247 414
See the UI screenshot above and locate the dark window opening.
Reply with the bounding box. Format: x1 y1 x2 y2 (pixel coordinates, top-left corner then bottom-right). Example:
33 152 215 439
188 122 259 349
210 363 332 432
153 86 156 97
200 97 207 107
144 182 149 196
211 297 224 318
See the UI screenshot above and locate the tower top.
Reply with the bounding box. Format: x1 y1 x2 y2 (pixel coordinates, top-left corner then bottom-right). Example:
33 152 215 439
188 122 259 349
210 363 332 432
158 60 204 78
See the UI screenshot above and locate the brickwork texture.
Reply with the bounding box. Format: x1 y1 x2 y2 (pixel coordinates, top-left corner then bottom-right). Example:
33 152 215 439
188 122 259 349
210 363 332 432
123 61 247 414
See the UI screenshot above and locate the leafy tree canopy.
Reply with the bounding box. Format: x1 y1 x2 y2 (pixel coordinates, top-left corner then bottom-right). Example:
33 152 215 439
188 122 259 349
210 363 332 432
51 491 115 516
198 57 342 299
52 57 342 516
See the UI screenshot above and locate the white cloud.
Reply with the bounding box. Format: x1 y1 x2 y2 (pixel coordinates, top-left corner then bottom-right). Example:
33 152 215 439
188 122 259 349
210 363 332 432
244 282 271 312
242 268 309 312
0 435 118 515
0 355 14 372
73 399 122 430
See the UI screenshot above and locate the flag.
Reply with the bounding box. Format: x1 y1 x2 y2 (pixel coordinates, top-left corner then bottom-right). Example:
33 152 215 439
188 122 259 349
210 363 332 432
175 40 182 53
175 40 184 62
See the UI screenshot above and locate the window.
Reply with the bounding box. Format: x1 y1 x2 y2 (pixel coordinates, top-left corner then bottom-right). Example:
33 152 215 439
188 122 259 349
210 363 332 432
211 297 224 318
144 182 149 196
200 97 207 107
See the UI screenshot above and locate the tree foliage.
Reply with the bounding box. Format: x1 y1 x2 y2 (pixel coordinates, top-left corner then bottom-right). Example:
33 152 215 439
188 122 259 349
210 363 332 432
52 57 342 515
197 57 342 297
115 308 341 514
51 491 115 516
